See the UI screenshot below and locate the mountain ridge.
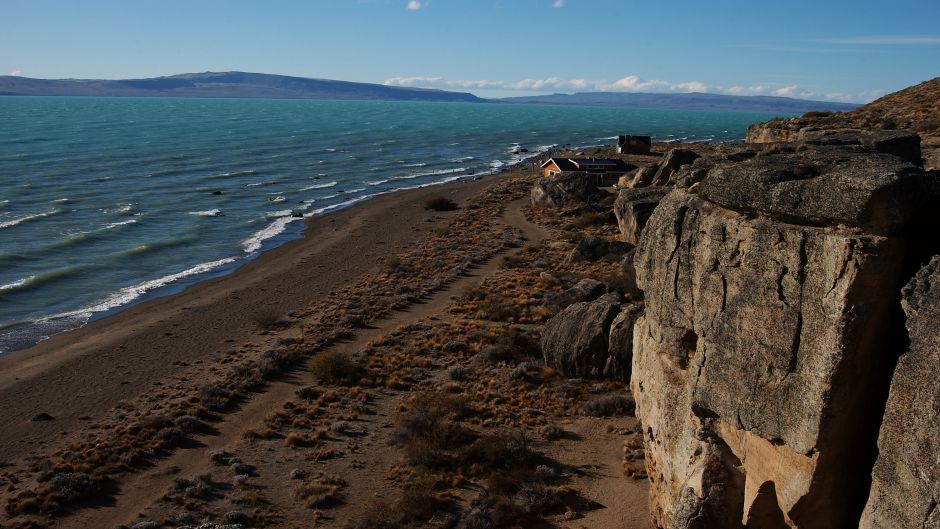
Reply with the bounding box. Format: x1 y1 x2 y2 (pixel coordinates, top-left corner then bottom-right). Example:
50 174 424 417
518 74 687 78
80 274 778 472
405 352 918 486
0 71 859 113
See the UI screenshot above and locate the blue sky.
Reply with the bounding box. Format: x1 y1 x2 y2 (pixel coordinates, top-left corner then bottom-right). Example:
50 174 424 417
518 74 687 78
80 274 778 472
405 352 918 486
2 0 938 102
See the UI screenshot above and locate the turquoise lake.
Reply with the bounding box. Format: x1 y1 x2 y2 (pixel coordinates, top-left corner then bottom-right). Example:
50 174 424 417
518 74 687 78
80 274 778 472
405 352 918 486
0 97 785 352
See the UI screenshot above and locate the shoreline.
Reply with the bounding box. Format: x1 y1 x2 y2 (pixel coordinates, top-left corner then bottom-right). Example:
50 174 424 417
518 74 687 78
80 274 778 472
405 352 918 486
0 169 510 459
0 162 540 355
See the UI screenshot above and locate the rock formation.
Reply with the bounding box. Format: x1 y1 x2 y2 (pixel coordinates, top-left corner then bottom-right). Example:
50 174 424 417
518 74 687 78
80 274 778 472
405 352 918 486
627 143 937 528
613 187 671 244
530 171 604 207
860 256 940 529
541 293 620 377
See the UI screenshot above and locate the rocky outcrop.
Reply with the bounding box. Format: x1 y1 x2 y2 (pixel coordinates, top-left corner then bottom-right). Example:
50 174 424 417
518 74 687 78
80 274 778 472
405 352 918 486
530 171 604 208
860 256 940 529
613 187 671 244
799 128 922 165
541 293 620 377
630 144 936 528
545 278 607 313
650 149 700 187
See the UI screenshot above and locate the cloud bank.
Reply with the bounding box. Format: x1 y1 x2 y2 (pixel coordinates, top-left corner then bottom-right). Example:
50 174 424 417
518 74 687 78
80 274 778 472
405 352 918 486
383 74 880 103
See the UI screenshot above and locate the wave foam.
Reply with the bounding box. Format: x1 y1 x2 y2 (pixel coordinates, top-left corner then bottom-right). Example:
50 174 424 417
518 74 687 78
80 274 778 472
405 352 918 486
189 209 223 217
0 209 61 229
299 181 338 191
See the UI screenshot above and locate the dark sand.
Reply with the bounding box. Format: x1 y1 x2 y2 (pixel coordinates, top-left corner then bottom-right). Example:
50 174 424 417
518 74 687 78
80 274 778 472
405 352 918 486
0 176 494 460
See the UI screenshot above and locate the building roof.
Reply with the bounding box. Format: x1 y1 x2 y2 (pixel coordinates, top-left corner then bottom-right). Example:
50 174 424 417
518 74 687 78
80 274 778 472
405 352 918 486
540 157 631 172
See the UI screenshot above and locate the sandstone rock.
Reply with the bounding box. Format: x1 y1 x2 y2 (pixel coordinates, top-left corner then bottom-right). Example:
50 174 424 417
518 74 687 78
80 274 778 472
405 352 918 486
565 236 632 264
630 165 659 188
650 149 700 187
632 155 921 528
604 303 643 383
545 278 607 313
541 294 620 377
697 147 934 235
613 187 671 245
799 128 922 165
746 119 803 143
531 171 604 208
860 256 940 529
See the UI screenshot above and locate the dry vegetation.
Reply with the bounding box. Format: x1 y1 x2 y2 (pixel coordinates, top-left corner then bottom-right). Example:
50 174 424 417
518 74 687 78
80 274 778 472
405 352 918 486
0 164 650 528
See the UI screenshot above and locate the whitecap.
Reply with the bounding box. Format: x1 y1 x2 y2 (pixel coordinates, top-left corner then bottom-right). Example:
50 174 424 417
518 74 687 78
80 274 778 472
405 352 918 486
103 219 138 229
189 209 223 217
0 275 35 292
270 196 287 203
0 209 60 229
299 181 338 191
43 257 239 321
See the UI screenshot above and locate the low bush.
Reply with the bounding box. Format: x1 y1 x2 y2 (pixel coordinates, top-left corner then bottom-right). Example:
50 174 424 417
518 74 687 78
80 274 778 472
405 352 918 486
310 351 361 386
581 394 636 417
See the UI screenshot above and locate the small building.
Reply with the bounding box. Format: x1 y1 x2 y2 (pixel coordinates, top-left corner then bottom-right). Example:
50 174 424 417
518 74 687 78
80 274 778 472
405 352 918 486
539 157 634 185
617 135 652 155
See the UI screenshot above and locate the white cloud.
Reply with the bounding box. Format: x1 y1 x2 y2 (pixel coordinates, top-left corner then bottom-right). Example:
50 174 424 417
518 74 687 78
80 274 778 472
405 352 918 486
553 0 565 8
826 35 940 45
406 1 426 10
9 70 21 76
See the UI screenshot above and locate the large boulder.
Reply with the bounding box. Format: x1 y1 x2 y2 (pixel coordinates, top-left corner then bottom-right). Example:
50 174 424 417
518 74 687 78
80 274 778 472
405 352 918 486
631 144 937 529
650 149 700 187
531 171 603 208
697 147 934 235
604 303 643 383
798 128 922 165
860 256 940 529
613 187 671 245
545 278 607 313
541 293 620 377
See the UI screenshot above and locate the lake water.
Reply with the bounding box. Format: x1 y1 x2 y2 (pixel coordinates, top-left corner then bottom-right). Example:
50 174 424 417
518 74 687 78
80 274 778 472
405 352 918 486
0 96 784 352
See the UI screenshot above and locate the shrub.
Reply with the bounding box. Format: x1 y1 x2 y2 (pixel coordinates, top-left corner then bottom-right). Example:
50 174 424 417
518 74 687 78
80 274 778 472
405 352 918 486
254 308 286 330
501 255 526 269
310 351 361 386
581 394 636 417
47 472 98 503
294 477 345 508
198 384 232 411
425 197 459 211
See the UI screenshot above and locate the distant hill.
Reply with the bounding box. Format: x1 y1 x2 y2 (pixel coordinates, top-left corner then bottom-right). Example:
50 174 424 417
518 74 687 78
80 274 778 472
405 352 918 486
0 71 486 103
496 91 859 113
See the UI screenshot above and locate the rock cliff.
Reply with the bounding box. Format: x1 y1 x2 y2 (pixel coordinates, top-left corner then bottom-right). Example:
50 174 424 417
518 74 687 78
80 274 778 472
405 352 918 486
860 256 940 529
625 142 938 528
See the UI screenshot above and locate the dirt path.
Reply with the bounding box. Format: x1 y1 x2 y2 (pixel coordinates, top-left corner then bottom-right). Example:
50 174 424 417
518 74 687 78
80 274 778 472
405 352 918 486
59 199 549 529
552 417 652 529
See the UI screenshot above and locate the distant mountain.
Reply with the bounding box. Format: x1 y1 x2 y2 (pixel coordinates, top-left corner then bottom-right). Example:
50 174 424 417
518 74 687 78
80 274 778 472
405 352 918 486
0 71 486 103
496 91 859 113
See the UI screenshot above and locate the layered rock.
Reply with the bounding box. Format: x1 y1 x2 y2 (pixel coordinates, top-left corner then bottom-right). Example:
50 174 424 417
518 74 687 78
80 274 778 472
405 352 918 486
541 293 620 377
860 256 940 529
530 171 604 207
630 145 935 528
